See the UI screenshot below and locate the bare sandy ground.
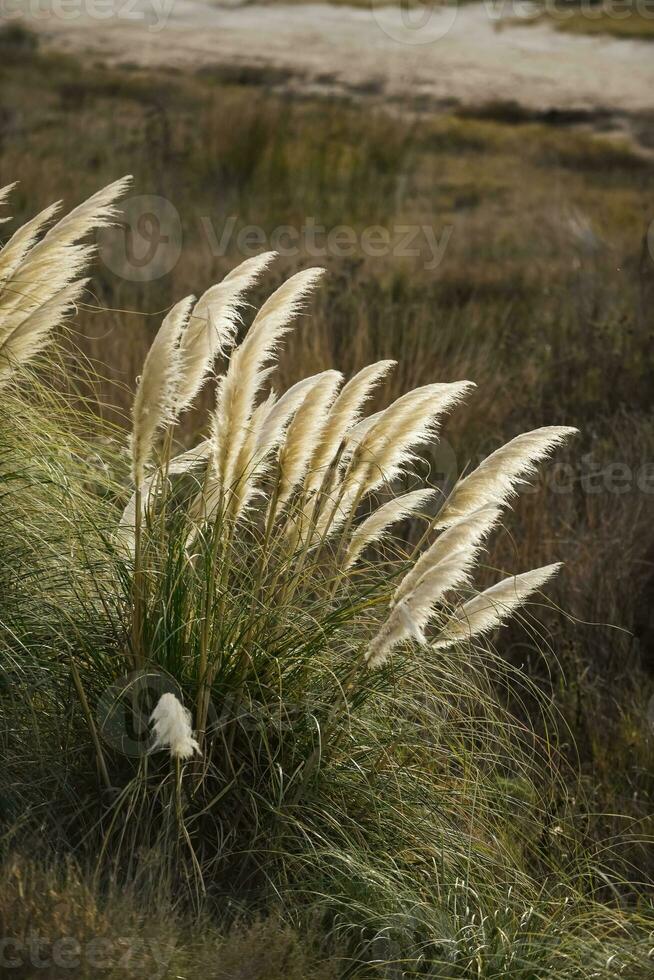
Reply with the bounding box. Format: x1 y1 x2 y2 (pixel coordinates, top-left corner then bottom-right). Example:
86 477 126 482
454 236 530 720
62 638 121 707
12 2 654 125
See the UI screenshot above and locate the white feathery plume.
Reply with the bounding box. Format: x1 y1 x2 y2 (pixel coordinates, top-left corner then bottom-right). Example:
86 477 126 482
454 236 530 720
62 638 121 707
345 489 437 569
346 381 475 501
437 426 578 527
0 178 130 365
0 278 86 390
150 692 200 760
308 382 465 545
28 176 131 257
1 177 131 315
131 297 194 488
276 369 343 512
0 202 60 286
211 268 324 494
166 437 213 475
305 359 396 493
0 178 130 387
366 547 477 668
255 373 327 457
227 390 279 519
432 563 563 649
345 408 383 450
0 182 16 219
392 503 501 607
176 251 276 413
0 244 89 344
310 480 361 543
204 373 335 525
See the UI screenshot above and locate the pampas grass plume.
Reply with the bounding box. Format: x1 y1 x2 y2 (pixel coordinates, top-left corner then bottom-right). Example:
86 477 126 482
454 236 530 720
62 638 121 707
433 563 563 649
437 427 578 527
131 296 194 487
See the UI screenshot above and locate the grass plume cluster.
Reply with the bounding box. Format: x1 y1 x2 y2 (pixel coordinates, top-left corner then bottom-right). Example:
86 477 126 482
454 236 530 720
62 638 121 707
1 178 653 978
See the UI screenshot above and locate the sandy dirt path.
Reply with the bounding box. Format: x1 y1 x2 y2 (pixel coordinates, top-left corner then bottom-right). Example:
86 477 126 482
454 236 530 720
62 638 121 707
11 2 654 121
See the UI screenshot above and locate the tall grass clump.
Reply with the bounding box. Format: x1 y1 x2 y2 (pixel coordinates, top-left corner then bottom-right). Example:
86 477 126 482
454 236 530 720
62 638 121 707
2 182 653 978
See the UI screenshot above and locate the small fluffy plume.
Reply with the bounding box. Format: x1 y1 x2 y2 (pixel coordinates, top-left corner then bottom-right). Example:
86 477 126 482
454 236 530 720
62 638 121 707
433 563 563 649
176 252 276 413
0 279 86 390
393 504 501 607
150 693 200 760
212 268 324 494
437 427 577 528
366 547 477 668
131 297 194 488
276 369 343 512
345 489 437 569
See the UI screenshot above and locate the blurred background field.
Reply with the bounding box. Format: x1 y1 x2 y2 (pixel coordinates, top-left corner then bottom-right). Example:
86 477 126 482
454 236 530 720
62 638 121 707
1 18 653 974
